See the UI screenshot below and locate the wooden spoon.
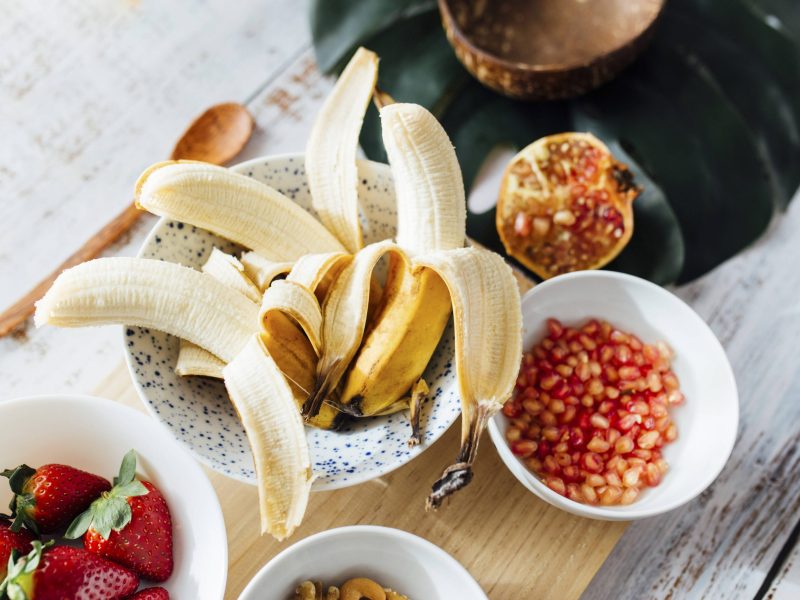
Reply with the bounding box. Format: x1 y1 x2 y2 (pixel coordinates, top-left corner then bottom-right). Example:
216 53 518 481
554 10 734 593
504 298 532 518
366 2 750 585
0 102 254 337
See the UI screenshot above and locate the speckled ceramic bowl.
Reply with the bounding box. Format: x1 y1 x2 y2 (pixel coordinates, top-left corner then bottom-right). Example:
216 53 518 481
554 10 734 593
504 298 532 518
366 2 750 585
124 154 461 490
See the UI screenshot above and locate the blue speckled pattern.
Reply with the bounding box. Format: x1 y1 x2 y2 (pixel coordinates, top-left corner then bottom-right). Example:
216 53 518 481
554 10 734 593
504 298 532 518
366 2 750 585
124 154 461 490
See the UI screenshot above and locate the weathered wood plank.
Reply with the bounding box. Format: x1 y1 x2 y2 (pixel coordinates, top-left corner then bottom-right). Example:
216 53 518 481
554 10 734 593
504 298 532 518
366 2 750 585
766 538 800 600
0 0 311 397
583 194 800 599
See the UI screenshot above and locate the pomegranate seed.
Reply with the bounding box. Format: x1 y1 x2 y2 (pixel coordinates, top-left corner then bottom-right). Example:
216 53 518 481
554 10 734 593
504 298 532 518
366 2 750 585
637 431 660 449
629 336 643 351
656 341 673 359
579 334 597 351
643 463 662 486
627 457 646 468
618 366 641 380
605 472 622 487
654 357 670 372
545 476 566 495
618 413 642 430
620 487 639 505
607 428 621 445
523 399 544 415
568 427 585 449
506 427 522 442
628 400 649 415
543 455 559 474
559 405 577 424
665 423 678 441
615 345 632 364
542 426 560 442
566 483 583 502
667 390 685 405
600 486 623 505
587 379 604 396
605 386 620 399
549 399 566 414
655 458 670 475
549 345 565 361
655 417 670 432
651 402 668 418
555 452 572 467
662 372 680 391
622 466 641 487
551 379 570 399
589 361 602 377
540 411 557 426
599 344 614 363
566 355 578 367
554 442 569 454
580 452 604 473
642 344 659 362
562 465 581 482
527 424 542 438
511 440 538 457
610 330 629 344
647 371 663 392
556 364 573 377
539 374 558 390
547 318 564 339
503 402 521 418
615 458 629 476
587 437 610 453
581 484 598 504
581 394 594 408
526 457 543 472
615 436 634 454
590 413 610 429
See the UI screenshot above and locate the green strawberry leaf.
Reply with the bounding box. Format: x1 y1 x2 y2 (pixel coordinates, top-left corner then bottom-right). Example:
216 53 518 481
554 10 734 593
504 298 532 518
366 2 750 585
64 508 94 540
116 450 138 487
1 466 35 497
113 481 148 499
310 0 436 73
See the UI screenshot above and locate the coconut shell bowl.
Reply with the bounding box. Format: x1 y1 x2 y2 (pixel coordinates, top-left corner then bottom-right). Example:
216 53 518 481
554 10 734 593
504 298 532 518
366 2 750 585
439 0 667 100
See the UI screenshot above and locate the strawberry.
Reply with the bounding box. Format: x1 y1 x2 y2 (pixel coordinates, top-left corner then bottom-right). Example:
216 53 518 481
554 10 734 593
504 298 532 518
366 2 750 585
66 450 173 582
0 541 139 599
0 518 35 580
127 587 170 599
1 463 111 534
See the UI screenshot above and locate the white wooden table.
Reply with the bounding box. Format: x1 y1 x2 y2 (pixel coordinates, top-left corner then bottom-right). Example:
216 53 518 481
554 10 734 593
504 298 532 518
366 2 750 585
2 1 799 598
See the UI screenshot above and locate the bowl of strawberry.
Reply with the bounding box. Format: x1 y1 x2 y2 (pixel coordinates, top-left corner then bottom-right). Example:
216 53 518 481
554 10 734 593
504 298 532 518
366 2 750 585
488 271 739 520
0 395 226 599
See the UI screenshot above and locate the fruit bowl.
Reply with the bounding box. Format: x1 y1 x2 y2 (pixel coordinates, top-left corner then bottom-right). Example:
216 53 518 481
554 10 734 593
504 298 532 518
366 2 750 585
238 526 487 600
125 154 461 489
488 270 738 519
0 394 227 598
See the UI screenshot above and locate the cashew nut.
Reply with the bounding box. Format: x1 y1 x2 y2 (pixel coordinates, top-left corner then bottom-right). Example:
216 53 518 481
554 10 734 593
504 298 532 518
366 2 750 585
326 587 341 600
339 578 387 600
384 591 409 600
294 581 322 600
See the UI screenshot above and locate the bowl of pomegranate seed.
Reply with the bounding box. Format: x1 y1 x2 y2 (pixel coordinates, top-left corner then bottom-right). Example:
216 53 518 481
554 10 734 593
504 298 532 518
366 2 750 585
0 394 227 598
488 270 738 520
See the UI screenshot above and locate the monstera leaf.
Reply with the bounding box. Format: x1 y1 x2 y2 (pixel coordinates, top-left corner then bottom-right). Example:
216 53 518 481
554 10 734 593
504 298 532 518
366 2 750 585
309 0 800 284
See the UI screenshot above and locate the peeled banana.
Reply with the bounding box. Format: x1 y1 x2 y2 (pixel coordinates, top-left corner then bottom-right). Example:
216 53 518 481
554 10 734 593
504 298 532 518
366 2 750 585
136 161 345 260
34 257 258 363
306 47 378 253
223 335 313 540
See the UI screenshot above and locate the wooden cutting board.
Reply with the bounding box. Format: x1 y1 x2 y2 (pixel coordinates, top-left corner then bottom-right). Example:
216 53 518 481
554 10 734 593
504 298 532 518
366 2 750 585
94 356 626 600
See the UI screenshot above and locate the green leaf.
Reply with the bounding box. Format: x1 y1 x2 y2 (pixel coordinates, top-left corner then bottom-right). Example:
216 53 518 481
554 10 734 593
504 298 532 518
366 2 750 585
1 466 35 496
114 481 148 499
116 450 137 487
310 0 436 73
666 0 800 204
358 8 469 163
64 508 94 540
573 45 774 282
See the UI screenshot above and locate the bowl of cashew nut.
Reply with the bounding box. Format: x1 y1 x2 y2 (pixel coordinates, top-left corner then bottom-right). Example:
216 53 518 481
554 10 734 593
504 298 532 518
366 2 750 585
237 526 488 600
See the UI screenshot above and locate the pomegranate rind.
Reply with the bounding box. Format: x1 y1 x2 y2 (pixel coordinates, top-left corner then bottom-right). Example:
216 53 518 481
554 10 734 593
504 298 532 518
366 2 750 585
496 132 639 279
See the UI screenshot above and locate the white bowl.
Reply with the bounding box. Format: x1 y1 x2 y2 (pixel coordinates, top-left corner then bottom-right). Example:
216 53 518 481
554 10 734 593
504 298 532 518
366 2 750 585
125 154 461 490
238 526 487 600
0 395 227 598
488 270 738 520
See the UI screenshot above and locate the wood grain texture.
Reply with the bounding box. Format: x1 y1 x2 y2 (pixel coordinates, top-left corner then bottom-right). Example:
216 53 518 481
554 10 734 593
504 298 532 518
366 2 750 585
94 361 625 600
584 194 800 599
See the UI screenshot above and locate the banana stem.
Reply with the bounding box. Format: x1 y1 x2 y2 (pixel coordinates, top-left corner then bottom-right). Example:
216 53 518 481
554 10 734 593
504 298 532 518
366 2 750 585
407 379 429 447
302 362 340 420
426 403 492 510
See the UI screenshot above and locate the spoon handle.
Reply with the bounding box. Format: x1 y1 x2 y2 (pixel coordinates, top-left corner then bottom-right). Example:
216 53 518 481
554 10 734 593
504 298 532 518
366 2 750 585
0 203 142 337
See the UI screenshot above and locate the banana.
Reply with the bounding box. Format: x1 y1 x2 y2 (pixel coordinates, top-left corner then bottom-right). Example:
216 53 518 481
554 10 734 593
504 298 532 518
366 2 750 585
136 161 345 260
201 247 262 302
414 248 522 509
223 335 313 540
34 257 258 363
302 239 398 419
379 103 466 256
175 340 225 378
260 280 322 357
339 254 451 417
240 251 293 291
306 47 378 253
338 103 464 418
286 252 351 301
